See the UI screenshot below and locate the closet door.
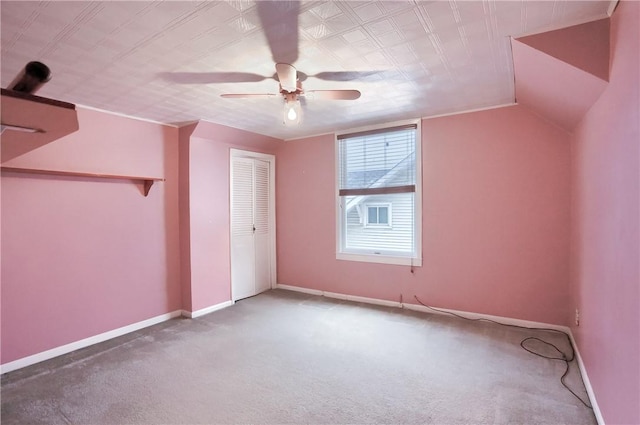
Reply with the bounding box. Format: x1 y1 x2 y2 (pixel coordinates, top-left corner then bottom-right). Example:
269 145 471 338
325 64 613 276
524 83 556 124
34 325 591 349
230 151 274 301
231 157 256 301
252 159 271 294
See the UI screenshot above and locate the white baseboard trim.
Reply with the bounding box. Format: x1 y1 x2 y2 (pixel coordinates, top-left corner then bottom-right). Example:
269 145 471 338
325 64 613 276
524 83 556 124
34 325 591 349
276 284 323 296
568 331 604 424
324 290 402 308
0 310 182 374
402 303 569 332
181 300 234 319
276 284 566 331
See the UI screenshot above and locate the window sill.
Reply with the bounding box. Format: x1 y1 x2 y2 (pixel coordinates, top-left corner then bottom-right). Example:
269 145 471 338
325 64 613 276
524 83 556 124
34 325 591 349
336 252 422 267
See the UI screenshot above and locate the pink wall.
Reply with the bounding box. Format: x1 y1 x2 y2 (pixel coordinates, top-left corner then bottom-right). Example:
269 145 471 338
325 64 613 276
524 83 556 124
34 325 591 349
179 120 281 312
569 1 640 423
178 123 196 312
1 107 180 364
277 105 571 325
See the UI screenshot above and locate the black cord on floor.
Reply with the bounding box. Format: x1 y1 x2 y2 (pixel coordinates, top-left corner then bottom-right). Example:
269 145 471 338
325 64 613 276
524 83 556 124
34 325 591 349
413 295 593 409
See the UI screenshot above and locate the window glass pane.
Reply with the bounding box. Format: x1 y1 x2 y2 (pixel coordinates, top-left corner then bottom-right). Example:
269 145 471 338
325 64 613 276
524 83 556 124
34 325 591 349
378 207 388 224
368 207 378 224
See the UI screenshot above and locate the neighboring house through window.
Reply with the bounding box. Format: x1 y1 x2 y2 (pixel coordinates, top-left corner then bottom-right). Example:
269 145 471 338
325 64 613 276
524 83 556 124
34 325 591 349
336 120 422 266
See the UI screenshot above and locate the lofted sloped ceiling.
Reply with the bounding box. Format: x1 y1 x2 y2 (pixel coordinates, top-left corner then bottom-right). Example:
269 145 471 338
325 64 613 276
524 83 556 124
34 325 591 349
513 18 610 131
517 18 610 82
0 1 616 140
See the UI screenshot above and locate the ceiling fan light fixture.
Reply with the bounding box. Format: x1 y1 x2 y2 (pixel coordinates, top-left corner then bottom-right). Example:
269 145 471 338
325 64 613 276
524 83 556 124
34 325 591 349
219 63 360 127
283 96 301 126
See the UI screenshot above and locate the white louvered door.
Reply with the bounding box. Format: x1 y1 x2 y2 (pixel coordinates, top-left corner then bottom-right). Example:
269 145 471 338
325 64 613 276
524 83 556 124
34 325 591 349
252 159 271 295
230 152 274 301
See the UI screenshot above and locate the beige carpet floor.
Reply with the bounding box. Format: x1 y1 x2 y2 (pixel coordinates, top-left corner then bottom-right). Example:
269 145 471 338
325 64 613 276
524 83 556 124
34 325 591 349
1 289 596 424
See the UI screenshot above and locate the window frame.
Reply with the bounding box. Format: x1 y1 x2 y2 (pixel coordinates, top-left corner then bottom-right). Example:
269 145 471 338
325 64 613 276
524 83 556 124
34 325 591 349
335 119 422 266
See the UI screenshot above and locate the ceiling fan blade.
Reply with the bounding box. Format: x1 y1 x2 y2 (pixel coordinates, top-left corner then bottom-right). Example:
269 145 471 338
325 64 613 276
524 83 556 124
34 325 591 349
159 72 268 84
275 63 297 92
312 71 388 82
304 90 361 100
221 93 278 99
256 1 300 65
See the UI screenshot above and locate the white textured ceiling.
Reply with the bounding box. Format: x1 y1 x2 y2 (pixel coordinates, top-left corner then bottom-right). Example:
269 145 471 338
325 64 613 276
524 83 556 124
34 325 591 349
1 1 614 140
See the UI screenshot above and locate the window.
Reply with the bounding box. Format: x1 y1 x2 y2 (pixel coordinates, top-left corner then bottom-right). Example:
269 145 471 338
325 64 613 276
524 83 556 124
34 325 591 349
336 121 422 266
365 204 391 227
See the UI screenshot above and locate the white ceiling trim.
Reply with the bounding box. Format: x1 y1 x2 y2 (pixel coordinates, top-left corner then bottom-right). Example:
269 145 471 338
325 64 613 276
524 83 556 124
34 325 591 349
421 101 517 121
76 104 179 127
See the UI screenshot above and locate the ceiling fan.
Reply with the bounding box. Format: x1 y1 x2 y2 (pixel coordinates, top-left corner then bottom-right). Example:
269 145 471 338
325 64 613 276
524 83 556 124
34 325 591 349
220 62 361 126
160 1 380 126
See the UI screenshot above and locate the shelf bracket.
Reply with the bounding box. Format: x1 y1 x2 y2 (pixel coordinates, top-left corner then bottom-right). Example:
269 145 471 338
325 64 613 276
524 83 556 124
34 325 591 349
143 179 154 197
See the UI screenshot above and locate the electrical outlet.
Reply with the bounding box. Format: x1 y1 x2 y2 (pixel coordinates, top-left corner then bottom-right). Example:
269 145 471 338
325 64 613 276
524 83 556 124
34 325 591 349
575 308 580 326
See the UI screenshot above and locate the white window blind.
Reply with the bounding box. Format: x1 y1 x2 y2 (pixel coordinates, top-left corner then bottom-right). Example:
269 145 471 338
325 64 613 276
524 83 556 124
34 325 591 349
338 124 416 196
337 123 420 264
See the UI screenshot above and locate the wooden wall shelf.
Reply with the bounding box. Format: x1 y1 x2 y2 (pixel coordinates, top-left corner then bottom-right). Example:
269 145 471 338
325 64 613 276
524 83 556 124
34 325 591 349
1 166 164 196
1 88 80 162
